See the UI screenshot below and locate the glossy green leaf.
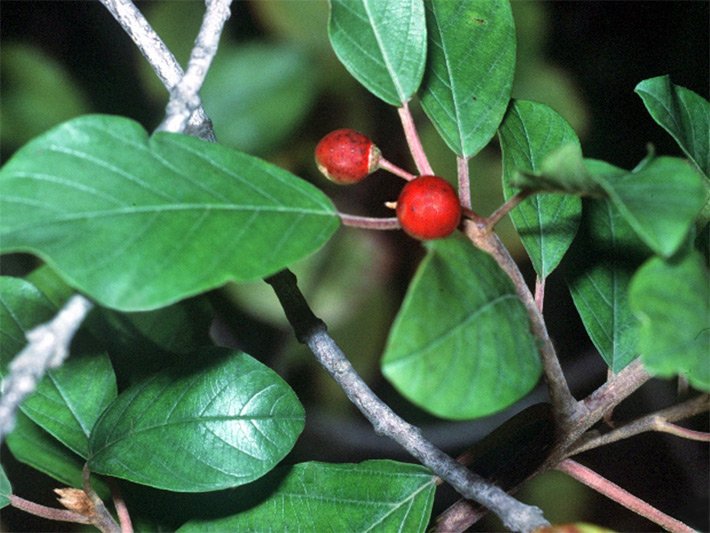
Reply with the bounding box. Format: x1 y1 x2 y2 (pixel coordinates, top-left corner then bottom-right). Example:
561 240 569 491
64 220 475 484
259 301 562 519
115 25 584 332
328 0 427 105
635 75 709 178
382 234 541 420
0 115 339 311
0 276 117 458
178 460 435 532
88 348 305 491
0 465 10 509
629 250 710 390
203 44 319 154
19 352 116 459
594 157 705 258
6 412 110 499
499 100 582 278
565 161 650 372
420 0 515 157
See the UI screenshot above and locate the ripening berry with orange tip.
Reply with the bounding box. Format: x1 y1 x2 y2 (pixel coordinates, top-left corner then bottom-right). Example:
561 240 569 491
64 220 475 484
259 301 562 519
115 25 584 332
315 129 381 185
396 175 462 240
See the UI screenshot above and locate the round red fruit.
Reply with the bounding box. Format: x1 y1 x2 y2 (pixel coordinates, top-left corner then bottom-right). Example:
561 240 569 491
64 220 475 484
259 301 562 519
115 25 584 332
315 129 380 185
396 175 462 240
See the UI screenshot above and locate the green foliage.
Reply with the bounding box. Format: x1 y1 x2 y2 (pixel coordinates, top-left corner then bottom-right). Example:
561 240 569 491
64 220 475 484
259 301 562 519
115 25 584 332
88 349 305 491
1 2 708 530
0 115 338 311
629 250 710 390
565 162 650 372
179 460 435 532
328 0 427 105
0 277 116 457
509 150 705 259
499 100 582 278
596 157 705 258
382 234 541 419
420 0 516 157
635 75 709 178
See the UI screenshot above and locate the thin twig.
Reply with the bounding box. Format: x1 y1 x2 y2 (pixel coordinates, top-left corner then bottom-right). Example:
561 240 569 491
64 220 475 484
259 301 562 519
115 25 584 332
457 156 472 210
265 270 549 532
569 394 709 455
557 459 696 533
485 190 531 231
534 276 545 313
398 102 434 176
462 219 580 426
159 0 233 134
109 478 134 533
10 495 93 525
654 421 710 442
378 157 416 181
0 294 93 444
339 213 401 230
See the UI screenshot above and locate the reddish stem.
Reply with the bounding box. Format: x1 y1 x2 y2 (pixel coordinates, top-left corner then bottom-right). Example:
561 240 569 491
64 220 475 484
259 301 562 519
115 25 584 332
10 495 92 525
378 157 416 181
339 213 401 230
109 479 133 533
457 156 472 210
654 420 710 442
534 276 545 313
557 459 695 533
398 102 434 176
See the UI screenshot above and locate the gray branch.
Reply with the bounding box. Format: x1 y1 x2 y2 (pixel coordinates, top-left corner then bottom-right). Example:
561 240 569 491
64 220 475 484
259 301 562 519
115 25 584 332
159 0 232 135
266 270 549 532
0 295 93 443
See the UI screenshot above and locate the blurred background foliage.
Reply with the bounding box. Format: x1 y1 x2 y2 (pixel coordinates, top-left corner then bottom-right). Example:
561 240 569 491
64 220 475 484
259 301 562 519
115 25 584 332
1 1 708 531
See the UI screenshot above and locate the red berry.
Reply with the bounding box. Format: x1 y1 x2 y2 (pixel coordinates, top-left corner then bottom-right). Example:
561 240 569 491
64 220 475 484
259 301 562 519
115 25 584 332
396 175 462 240
315 129 381 184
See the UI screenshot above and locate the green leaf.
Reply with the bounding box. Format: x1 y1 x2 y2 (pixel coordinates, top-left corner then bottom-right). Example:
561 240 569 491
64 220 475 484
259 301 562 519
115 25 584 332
0 276 117 457
19 352 116 459
565 161 650 372
0 115 339 311
203 43 319 154
629 250 710 390
88 348 305 491
635 75 710 178
0 465 10 509
381 234 541 420
0 277 57 354
594 157 705 258
6 412 110 499
178 460 435 532
499 100 582 278
328 0 427 105
420 0 516 157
